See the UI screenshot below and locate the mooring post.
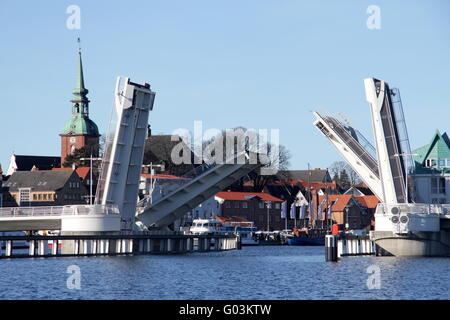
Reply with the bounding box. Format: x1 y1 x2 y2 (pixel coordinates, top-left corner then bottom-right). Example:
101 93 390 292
325 235 338 262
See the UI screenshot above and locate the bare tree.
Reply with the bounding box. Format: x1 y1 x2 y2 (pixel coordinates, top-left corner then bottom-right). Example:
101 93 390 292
201 127 291 192
329 160 361 189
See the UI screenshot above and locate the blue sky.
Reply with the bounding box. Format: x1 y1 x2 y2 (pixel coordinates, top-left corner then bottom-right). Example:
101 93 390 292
0 0 449 171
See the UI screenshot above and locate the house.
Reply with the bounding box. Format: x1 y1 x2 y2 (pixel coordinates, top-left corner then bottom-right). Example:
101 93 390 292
6 154 61 176
276 169 332 183
413 130 450 204
139 173 189 199
143 134 200 177
52 167 96 200
214 191 284 231
318 194 379 231
2 170 88 207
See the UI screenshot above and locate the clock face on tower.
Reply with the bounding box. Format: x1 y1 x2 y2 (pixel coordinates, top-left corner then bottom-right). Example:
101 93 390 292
70 137 76 144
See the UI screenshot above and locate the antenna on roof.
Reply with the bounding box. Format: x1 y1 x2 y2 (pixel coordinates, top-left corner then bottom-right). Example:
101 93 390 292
77 37 81 53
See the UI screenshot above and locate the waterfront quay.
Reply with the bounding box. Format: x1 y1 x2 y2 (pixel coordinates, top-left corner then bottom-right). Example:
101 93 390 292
0 233 240 259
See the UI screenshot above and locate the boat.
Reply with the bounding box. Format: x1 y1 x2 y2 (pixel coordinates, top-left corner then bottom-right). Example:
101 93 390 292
286 228 325 246
188 218 259 246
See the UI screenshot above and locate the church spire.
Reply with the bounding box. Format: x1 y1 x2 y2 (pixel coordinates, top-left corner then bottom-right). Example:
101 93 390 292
71 38 89 117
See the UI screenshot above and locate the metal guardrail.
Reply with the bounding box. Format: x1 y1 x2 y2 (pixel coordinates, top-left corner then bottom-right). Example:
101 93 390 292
0 204 120 218
376 203 450 216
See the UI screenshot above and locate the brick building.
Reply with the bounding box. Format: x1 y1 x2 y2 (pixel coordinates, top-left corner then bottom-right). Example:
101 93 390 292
318 194 379 231
2 170 88 207
60 48 100 165
214 191 284 231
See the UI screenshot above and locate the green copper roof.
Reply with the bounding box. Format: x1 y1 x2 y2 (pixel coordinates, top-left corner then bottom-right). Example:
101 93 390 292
61 47 99 136
413 130 450 174
62 113 99 136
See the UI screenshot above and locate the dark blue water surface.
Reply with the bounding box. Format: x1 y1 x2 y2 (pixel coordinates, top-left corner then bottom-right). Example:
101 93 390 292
0 246 449 300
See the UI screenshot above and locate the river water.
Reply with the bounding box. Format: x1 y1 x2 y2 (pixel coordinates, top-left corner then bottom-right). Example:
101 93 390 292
0 246 449 300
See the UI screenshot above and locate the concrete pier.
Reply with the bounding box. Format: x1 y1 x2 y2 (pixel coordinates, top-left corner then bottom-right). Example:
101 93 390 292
336 235 376 258
0 233 240 259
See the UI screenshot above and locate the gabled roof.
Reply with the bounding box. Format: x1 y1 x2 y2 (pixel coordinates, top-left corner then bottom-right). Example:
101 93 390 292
7 155 61 175
413 130 450 173
276 169 331 182
52 167 90 180
4 170 80 192
318 194 379 212
143 135 200 176
215 191 283 202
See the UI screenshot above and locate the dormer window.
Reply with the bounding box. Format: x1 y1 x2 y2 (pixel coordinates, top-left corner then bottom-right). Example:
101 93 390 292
424 159 436 167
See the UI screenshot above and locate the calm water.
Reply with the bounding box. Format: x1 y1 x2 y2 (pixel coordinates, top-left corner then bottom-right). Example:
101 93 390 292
0 246 449 300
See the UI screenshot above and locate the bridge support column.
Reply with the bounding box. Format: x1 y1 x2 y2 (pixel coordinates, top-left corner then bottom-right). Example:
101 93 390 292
51 240 58 255
146 239 152 253
29 240 35 256
167 239 173 253
92 240 97 255
128 239 134 253
5 240 12 257
187 238 193 252
38 240 45 256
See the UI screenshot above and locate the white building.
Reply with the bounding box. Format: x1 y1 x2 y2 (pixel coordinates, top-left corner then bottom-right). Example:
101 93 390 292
412 130 450 204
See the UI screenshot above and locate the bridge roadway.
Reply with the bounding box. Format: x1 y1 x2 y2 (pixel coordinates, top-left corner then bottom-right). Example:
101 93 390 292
0 205 119 232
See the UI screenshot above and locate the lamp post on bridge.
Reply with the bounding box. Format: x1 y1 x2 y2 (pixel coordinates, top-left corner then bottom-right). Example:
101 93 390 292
142 163 165 205
80 155 102 205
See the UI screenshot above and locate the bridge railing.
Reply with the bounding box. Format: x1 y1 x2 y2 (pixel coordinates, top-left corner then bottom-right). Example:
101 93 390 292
0 204 120 217
376 203 450 216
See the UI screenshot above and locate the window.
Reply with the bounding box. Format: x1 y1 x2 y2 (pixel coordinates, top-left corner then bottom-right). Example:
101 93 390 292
259 201 264 209
242 201 248 209
438 159 446 167
425 159 437 167
19 188 31 203
234 201 240 209
225 201 231 208
275 203 281 209
431 177 445 194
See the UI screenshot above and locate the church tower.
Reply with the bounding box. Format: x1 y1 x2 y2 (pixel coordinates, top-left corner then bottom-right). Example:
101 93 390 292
60 43 100 165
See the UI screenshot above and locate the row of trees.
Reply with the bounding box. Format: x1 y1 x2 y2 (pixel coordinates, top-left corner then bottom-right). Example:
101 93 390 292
328 160 361 191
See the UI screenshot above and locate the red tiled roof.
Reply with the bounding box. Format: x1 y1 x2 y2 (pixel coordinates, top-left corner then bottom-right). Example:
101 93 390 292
215 191 283 202
354 195 379 209
318 194 380 212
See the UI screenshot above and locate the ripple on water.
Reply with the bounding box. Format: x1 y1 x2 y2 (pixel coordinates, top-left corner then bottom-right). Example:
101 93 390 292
0 246 449 299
